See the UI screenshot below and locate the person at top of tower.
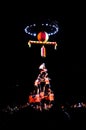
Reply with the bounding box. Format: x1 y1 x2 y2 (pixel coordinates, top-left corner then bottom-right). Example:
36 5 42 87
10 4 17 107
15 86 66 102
38 63 48 79
39 63 47 72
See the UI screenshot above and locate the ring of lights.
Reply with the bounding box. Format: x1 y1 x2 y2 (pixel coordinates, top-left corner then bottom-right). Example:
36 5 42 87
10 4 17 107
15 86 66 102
24 22 59 37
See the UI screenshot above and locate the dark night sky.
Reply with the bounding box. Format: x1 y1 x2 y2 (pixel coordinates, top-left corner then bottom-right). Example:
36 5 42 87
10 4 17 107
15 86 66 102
0 3 86 106
1 4 86 130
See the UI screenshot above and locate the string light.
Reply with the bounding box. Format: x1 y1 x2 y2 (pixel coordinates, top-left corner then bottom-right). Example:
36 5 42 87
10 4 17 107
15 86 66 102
24 22 59 37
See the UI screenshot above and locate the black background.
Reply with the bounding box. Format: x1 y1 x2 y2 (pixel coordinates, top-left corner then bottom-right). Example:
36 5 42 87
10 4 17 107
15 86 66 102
1 3 86 105
0 2 86 129
1 5 65 106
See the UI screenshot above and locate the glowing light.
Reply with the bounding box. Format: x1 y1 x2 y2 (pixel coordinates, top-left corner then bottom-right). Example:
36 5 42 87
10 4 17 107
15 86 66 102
41 45 46 57
37 31 49 42
24 21 59 37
